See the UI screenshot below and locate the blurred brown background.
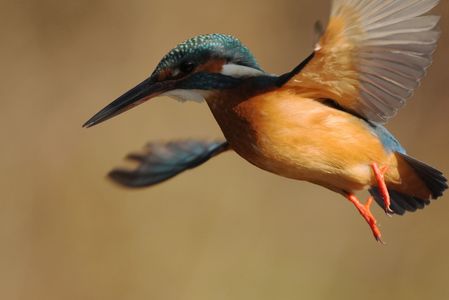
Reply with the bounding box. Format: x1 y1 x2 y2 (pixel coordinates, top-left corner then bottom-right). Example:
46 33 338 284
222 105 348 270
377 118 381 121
1 0 449 299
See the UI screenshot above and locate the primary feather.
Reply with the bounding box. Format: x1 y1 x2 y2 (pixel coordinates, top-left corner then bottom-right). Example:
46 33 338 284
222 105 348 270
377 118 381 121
109 140 230 187
287 0 440 123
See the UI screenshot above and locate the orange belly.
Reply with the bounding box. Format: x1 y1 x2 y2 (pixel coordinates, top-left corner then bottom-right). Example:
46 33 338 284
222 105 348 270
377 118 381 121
207 89 396 193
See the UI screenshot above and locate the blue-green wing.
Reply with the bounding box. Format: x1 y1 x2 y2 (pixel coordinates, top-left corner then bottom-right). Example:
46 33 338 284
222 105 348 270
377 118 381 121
109 140 230 188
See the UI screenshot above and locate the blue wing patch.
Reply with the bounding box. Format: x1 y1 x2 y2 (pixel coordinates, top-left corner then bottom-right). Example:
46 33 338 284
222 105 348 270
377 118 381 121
368 123 406 154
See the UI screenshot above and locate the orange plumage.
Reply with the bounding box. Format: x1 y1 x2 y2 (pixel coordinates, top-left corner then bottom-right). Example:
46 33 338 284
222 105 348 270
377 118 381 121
206 86 430 200
85 0 447 243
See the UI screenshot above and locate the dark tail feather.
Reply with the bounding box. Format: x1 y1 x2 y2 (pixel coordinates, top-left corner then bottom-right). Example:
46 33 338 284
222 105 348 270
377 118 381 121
398 153 448 199
369 154 447 215
370 188 431 216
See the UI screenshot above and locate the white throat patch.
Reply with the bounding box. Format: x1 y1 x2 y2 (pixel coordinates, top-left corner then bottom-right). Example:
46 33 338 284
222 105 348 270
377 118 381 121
161 89 210 103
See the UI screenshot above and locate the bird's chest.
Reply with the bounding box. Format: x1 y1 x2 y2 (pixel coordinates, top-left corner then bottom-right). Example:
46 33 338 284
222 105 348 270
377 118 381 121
207 91 329 175
207 89 387 186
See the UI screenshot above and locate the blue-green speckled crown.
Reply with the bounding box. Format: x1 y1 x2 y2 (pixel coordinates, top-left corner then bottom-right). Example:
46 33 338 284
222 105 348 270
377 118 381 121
152 34 262 76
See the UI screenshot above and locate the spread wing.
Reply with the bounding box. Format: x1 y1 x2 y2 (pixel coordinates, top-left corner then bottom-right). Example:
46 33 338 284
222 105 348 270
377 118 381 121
109 140 230 188
286 0 441 123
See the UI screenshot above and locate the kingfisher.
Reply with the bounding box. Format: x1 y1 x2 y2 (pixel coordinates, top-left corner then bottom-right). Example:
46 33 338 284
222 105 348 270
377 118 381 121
84 0 447 242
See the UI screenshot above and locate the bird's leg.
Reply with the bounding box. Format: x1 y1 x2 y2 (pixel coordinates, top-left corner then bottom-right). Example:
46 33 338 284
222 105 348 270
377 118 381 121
371 162 393 215
346 194 384 244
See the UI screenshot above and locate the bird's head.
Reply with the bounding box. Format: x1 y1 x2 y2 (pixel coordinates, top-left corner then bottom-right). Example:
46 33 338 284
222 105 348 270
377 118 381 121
83 33 265 128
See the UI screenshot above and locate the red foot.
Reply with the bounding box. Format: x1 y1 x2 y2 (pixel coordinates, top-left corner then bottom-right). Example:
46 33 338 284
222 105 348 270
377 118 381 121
347 194 385 244
371 163 393 215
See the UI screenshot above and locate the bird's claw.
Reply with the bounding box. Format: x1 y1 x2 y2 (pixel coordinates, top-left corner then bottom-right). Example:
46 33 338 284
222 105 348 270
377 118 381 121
385 208 394 217
376 236 387 245
347 194 385 244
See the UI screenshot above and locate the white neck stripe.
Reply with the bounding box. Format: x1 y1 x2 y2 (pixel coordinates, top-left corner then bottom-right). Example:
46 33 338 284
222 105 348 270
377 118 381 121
220 64 265 78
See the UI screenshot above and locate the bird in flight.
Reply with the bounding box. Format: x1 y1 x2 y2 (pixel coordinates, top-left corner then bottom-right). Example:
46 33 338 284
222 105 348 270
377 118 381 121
84 0 447 242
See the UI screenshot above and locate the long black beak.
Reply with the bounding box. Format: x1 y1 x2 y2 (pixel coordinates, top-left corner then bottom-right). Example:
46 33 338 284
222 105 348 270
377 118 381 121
83 77 174 128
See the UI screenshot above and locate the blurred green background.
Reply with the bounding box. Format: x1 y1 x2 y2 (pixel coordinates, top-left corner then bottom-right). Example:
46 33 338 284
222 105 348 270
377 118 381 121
1 0 449 299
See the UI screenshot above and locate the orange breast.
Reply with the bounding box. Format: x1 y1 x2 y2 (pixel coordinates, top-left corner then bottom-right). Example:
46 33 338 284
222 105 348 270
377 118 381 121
206 88 397 193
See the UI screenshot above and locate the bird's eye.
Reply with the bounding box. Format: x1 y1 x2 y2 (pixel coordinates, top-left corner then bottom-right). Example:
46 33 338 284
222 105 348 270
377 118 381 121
179 61 196 74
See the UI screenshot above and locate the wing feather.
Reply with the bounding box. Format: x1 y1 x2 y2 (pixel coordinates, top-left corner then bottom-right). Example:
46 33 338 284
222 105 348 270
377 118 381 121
287 0 441 123
109 140 230 188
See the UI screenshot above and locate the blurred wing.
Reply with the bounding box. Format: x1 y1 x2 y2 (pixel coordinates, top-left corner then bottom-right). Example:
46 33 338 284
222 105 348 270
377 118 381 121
286 0 441 123
109 140 230 188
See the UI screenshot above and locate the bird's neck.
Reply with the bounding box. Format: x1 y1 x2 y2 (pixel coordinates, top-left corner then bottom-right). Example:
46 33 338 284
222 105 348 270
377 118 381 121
204 75 279 160
205 74 278 108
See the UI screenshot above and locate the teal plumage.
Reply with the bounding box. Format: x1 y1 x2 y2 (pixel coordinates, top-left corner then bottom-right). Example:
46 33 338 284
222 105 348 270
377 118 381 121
153 34 262 77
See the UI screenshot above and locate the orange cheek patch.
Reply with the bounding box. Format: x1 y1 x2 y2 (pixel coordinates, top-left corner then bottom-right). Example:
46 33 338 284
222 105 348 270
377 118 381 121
197 58 226 73
157 69 172 81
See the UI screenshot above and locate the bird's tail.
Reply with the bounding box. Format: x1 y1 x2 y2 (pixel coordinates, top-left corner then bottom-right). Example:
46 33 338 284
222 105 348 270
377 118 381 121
370 153 447 215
